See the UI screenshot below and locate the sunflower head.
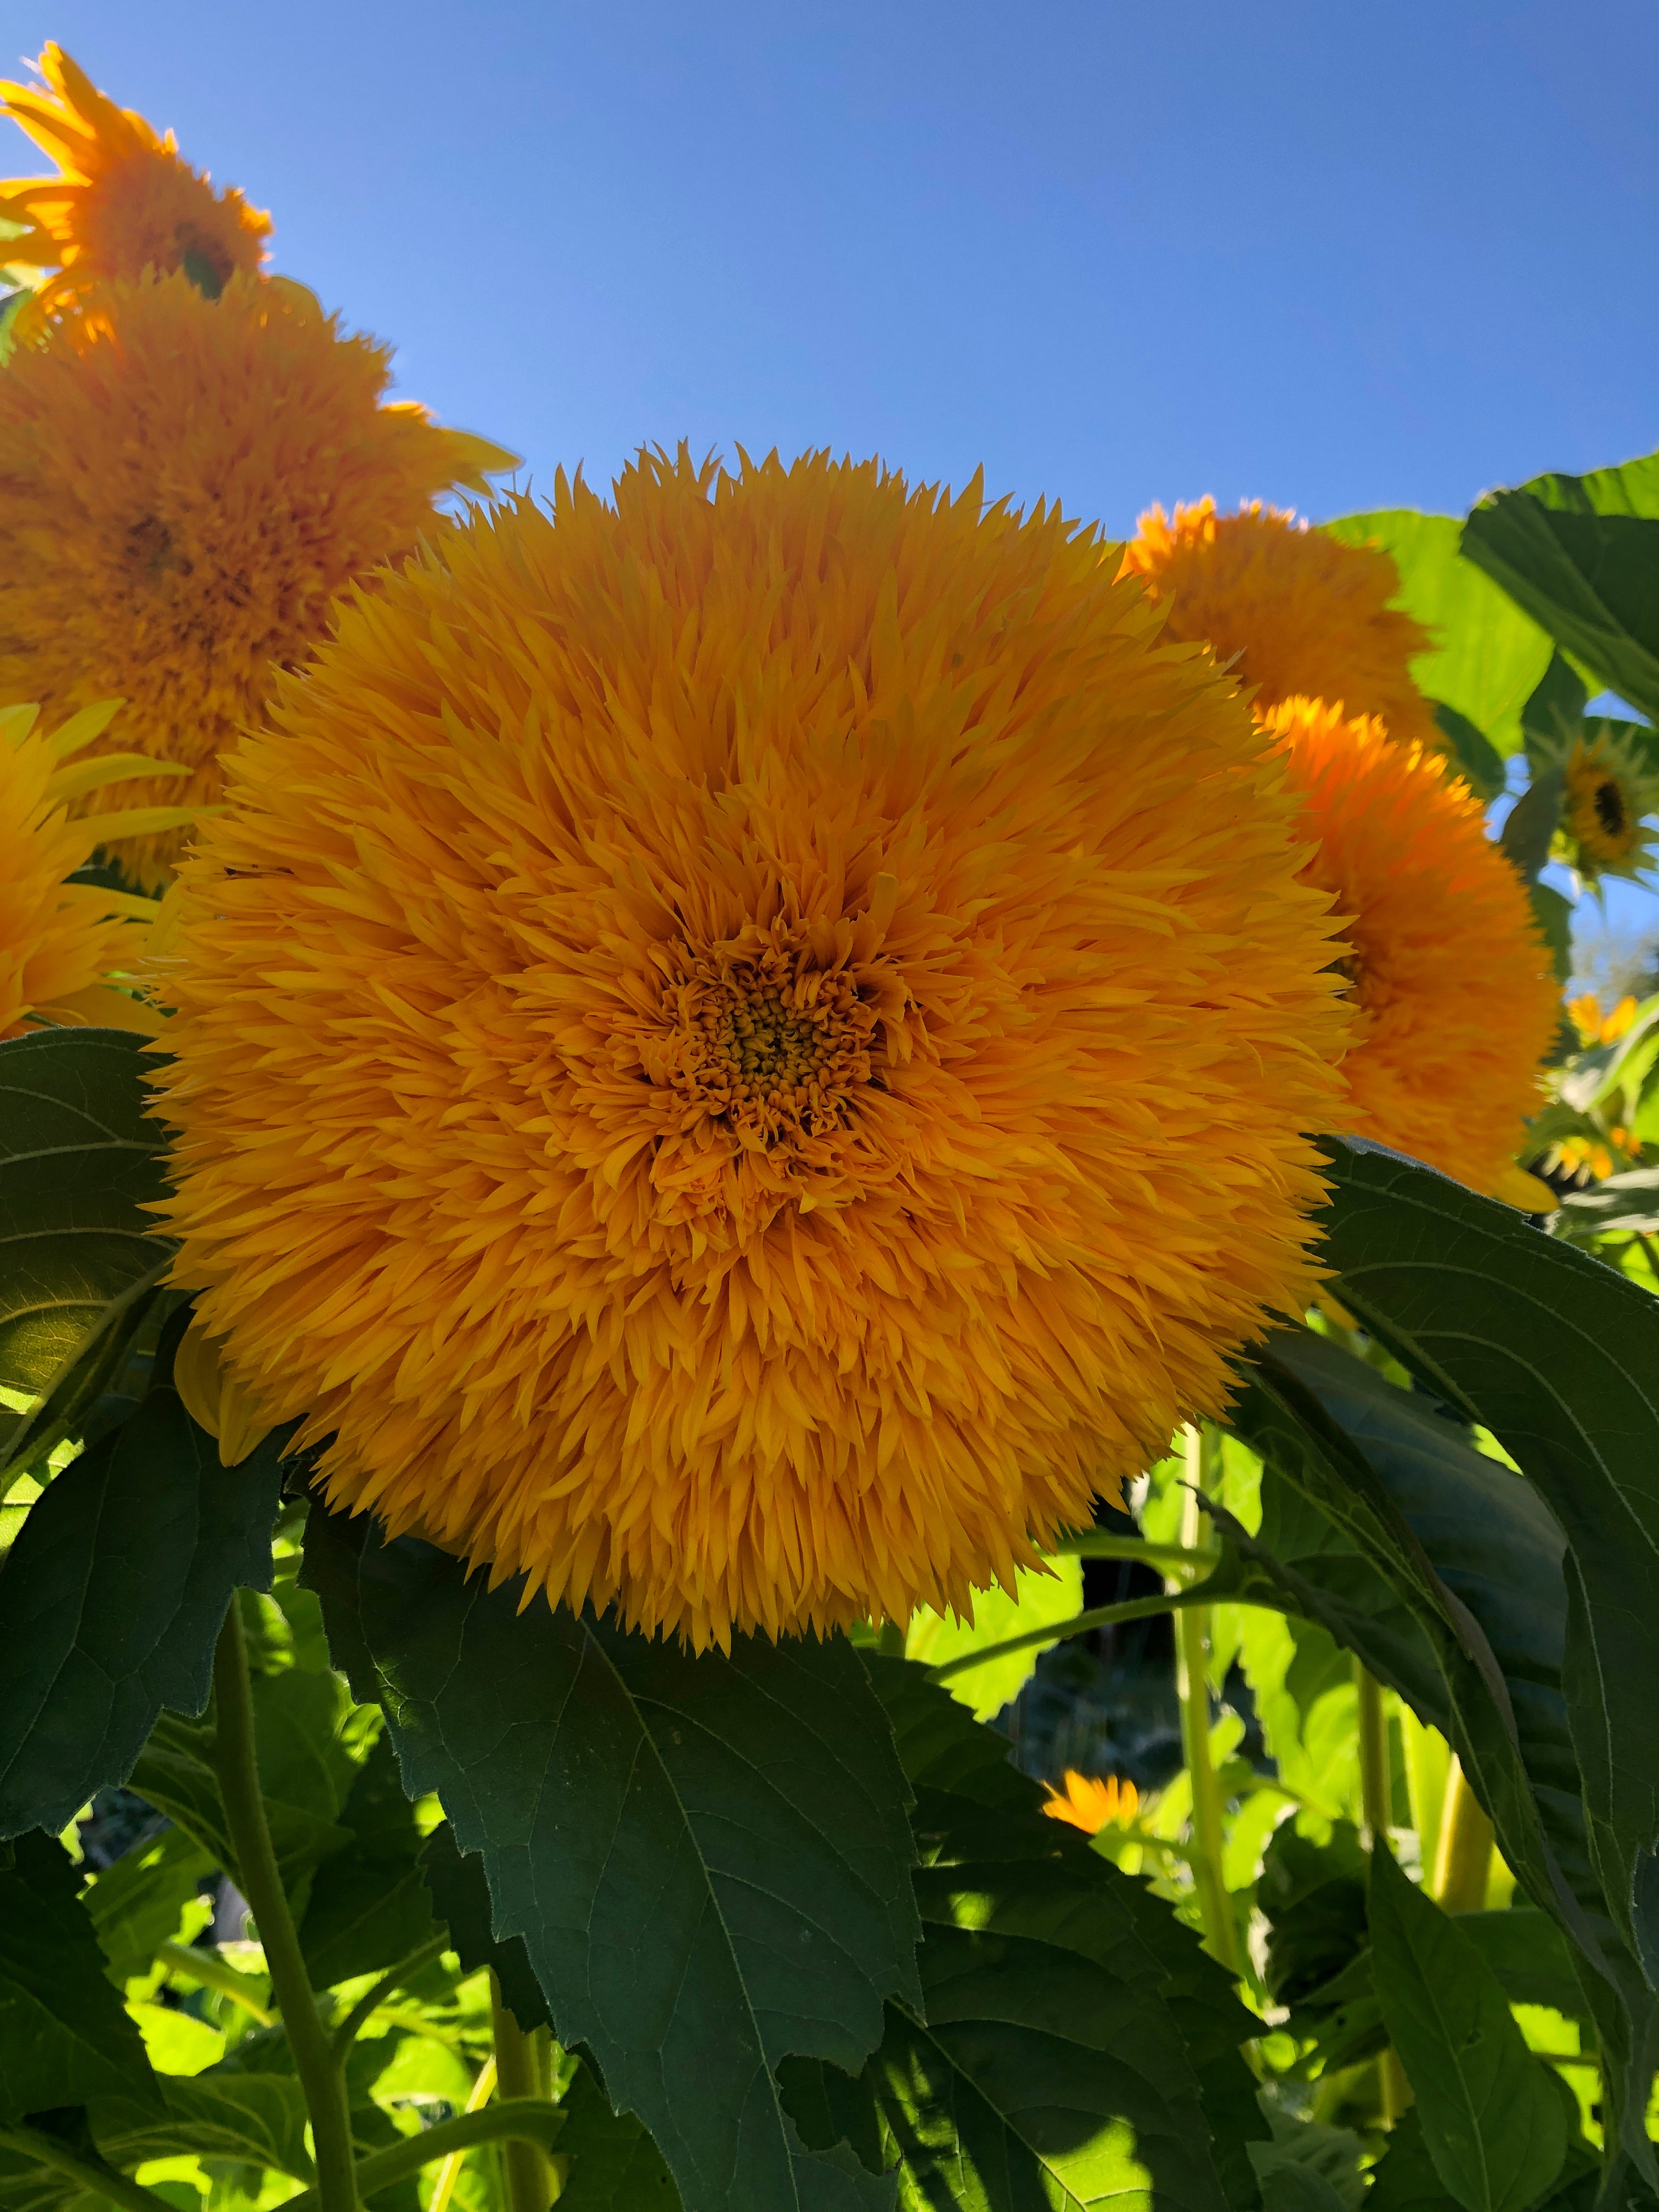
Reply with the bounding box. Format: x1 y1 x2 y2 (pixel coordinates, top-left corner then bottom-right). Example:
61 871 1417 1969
1120 497 1438 752
0 269 515 888
1042 1772 1139 1835
1263 695 1559 1199
0 45 270 332
1554 729 1658 883
0 698 191 1036
154 447 1351 1650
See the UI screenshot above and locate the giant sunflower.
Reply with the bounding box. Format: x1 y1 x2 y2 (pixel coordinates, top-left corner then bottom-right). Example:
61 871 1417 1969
154 448 1351 1650
1121 498 1439 752
0 269 514 887
1266 696 1558 1199
0 698 191 1036
1 45 270 331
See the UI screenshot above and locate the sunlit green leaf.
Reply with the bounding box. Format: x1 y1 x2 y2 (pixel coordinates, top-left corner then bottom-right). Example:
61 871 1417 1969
903 1555 1082 1722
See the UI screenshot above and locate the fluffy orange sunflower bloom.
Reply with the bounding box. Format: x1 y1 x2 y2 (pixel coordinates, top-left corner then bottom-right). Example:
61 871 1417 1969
0 45 270 332
0 699 192 1036
1266 696 1559 1200
0 270 515 887
153 448 1350 1650
1042 1772 1141 1835
1121 498 1439 752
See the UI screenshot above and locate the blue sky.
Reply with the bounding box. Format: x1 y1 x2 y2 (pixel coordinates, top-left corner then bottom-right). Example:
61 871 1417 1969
9 3 1658 972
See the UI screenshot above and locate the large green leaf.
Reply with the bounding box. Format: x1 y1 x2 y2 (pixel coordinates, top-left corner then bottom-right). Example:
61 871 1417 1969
0 1030 174 1470
1367 1846 1565 2212
1321 511 1553 755
556 2059 681 2212
417 1819 550 2034
84 1825 212 1986
297 1731 438 1987
0 1380 285 1838
301 1503 921 2212
1462 487 1659 726
0 1833 160 2121
86 2070 314 2179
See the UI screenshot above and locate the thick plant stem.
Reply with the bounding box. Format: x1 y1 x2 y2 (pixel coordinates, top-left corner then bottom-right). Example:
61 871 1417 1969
1432 1758 1496 1911
428 2057 498 2212
211 1603 360 2212
1355 1659 1391 1848
492 1973 555 2212
279 2100 563 2212
1175 1425 1240 1976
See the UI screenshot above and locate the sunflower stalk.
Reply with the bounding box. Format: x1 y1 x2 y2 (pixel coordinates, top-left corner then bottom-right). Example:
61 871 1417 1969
1174 1424 1240 1976
490 1973 557 2212
210 1602 362 2212
1355 1661 1413 2121
1431 1757 1496 1912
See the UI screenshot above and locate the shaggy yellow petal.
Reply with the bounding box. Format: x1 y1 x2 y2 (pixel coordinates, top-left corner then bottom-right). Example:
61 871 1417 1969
1267 696 1558 1198
1122 497 1439 753
0 272 511 887
153 448 1352 1649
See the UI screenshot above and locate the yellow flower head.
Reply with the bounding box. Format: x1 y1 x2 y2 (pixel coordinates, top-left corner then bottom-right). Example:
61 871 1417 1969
0 698 191 1036
0 269 515 888
1042 1771 1139 1835
0 45 271 332
1120 498 1438 753
1266 696 1559 1199
1567 992 1638 1049
1555 729 1658 882
153 448 1351 1650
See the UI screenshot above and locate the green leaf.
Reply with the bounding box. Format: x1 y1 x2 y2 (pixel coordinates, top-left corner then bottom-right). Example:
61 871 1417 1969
301 1504 921 2212
84 1825 212 1986
1529 883 1573 985
297 1733 439 1987
1462 490 1659 726
89 2071 314 2179
1259 2170 1356 2212
0 1029 174 1471
1367 1844 1566 2212
556 2059 682 2212
1312 1139 1659 1967
1246 2106 1367 2211
417 1820 549 2034
0 1379 285 1837
1550 1164 1659 1244
1322 511 1553 755
1522 452 1659 520
1520 653 1588 772
0 1832 161 2121
1497 764 1563 882
1430 705 1506 804
1353 2108 1458 2210
1257 1821 1370 2011
903 1555 1082 1722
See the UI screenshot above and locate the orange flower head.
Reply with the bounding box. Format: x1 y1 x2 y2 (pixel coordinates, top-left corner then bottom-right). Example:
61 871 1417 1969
153 448 1351 1650
1267 696 1559 1199
0 45 270 331
1121 498 1438 752
0 270 516 887
0 698 193 1036
1567 993 1638 1049
1042 1772 1140 1835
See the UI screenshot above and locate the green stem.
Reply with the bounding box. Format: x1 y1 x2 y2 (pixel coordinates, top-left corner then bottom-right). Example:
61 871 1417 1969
1355 1660 1391 1848
926 1587 1212 1683
0 2126 179 2212
1049 1533 1217 1573
157 1938 274 2024
330 1934 451 2060
211 1602 360 2212
279 2101 563 2212
1175 1426 1240 1976
492 1972 555 2212
1432 1758 1496 1912
875 1620 907 1657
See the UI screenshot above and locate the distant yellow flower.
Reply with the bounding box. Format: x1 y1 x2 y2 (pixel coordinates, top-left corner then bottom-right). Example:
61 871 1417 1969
1551 1130 1640 1183
1555 730 1657 883
153 448 1351 1650
0 699 190 1036
1043 1771 1140 1835
1121 497 1439 753
0 270 515 887
1267 696 1559 1200
0 45 270 332
1567 993 1638 1049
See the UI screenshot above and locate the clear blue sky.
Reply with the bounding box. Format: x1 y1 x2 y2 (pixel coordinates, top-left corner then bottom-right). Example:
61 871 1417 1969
9 1 1656 539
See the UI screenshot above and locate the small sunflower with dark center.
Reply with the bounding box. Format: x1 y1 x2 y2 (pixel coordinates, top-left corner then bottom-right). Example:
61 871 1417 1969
1121 497 1439 752
1266 696 1559 1203
0 45 270 331
0 698 193 1036
1553 728 1658 883
153 448 1352 1650
0 270 515 888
